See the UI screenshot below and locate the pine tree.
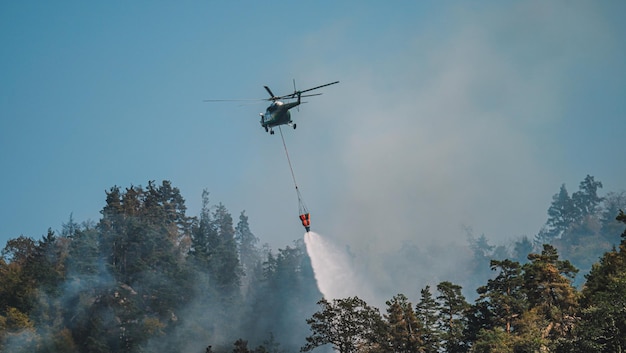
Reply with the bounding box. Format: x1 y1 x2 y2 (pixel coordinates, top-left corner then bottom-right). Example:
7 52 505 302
235 211 261 295
436 281 469 353
544 184 577 240
477 259 526 334
383 293 423 353
211 203 242 298
189 189 214 268
571 175 603 218
94 181 194 352
568 210 626 352
522 244 578 345
415 286 441 353
251 241 321 350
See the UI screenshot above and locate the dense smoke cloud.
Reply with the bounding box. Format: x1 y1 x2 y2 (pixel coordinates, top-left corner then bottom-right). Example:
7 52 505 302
280 2 624 303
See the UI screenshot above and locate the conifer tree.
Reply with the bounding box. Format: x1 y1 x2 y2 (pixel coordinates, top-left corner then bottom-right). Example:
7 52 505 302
477 259 526 334
571 175 603 218
211 203 242 297
544 184 577 241
436 281 469 353
567 210 626 352
94 181 194 352
415 285 441 353
235 211 261 295
522 244 578 345
383 293 423 353
467 260 525 352
189 189 213 269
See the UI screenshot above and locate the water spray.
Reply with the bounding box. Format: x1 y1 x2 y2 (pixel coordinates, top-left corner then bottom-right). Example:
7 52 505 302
304 231 369 300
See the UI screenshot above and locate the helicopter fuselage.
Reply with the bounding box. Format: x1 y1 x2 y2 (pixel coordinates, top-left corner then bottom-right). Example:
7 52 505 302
260 96 301 134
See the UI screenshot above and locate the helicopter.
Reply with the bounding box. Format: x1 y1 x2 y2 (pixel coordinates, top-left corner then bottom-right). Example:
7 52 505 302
205 80 339 134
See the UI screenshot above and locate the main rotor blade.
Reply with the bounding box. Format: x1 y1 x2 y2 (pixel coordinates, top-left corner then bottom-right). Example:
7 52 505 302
280 93 323 100
203 98 268 102
264 86 276 99
274 81 339 100
204 81 338 102
298 81 339 94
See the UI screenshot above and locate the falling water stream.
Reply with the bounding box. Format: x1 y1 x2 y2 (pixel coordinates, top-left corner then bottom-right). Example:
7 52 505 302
303 231 363 300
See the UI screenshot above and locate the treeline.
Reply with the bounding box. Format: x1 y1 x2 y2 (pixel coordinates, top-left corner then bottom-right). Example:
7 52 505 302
300 225 626 352
462 175 625 291
293 175 626 353
0 181 321 353
1 176 625 353
538 175 625 284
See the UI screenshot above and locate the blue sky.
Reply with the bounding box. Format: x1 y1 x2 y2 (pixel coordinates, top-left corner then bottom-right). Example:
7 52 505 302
1 1 625 278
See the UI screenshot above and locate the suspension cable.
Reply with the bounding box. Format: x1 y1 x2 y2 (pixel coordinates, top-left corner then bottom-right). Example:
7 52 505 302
278 126 308 214
279 126 298 189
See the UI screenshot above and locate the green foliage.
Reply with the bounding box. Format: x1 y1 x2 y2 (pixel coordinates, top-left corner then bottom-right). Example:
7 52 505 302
3 306 34 331
383 293 423 353
543 184 577 241
537 175 621 287
301 296 384 353
524 245 578 310
0 257 35 316
467 232 498 285
522 244 578 346
436 281 469 353
98 182 194 336
415 286 441 353
99 181 192 285
541 175 604 242
189 191 243 308
571 175 603 218
567 210 626 352
2 177 626 353
471 259 526 338
470 327 513 353
210 203 243 297
236 211 262 295
245 241 321 350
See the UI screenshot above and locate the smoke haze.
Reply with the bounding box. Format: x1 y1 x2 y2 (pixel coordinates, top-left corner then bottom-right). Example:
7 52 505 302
274 1 626 302
2 2 625 349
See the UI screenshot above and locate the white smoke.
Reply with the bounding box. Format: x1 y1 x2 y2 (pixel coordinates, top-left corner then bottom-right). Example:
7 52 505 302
282 1 625 304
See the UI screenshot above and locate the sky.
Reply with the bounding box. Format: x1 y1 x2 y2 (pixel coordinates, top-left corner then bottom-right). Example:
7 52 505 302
2 1 626 298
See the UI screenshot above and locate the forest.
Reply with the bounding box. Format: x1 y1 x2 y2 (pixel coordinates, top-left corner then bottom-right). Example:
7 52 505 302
1 175 625 353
